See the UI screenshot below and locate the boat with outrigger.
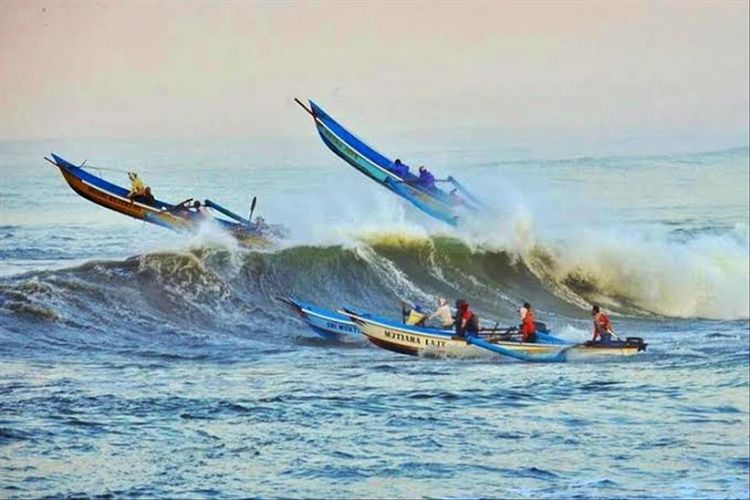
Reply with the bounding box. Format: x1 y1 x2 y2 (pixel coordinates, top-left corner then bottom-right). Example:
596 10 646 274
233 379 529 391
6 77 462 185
295 98 486 226
278 296 647 362
46 153 286 247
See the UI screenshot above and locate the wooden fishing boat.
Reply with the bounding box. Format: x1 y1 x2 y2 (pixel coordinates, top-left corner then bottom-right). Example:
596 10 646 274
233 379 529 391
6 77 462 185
295 99 485 226
277 296 359 338
46 153 284 247
278 297 646 362
341 308 647 362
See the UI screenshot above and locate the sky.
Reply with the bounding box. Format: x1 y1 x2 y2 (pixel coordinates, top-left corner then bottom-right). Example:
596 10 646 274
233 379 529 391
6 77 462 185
1 1 748 156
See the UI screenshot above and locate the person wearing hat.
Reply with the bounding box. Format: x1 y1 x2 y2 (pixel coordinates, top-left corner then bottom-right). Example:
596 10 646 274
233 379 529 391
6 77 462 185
405 302 427 326
126 171 147 200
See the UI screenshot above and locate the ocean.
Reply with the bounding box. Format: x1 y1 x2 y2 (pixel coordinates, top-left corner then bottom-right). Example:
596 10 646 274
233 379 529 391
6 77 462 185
1 138 748 498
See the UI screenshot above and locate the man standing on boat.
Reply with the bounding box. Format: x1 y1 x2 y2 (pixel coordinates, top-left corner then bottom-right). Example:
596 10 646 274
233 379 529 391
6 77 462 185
591 305 616 343
455 299 479 338
520 302 537 343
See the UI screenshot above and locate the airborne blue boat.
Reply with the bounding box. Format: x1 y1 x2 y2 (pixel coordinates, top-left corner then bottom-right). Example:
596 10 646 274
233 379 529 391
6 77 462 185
295 99 485 226
46 153 285 247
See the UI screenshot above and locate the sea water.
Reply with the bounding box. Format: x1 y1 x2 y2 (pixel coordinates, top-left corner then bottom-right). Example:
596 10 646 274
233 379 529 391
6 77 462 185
1 139 748 497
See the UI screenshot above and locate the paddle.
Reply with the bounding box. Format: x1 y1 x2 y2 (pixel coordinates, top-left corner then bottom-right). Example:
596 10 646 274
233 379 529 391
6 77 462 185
248 196 257 223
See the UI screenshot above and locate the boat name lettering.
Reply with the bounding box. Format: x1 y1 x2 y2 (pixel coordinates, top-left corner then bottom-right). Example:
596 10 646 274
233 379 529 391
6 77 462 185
326 321 357 334
321 128 359 163
384 329 445 348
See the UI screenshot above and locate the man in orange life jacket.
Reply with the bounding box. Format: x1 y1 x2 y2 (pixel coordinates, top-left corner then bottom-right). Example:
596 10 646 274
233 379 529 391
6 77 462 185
591 305 616 343
519 302 537 343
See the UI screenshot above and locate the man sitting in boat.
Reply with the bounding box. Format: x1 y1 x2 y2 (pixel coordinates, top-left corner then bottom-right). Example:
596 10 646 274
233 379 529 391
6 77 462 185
137 186 156 206
591 305 616 343
127 171 146 199
389 158 410 178
405 303 427 326
455 299 479 338
519 302 537 343
192 200 211 218
416 166 437 191
428 297 454 329
126 171 158 206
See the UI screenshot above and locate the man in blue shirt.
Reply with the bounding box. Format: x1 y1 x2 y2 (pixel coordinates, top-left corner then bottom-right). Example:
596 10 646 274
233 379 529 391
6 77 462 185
417 166 436 190
389 158 409 178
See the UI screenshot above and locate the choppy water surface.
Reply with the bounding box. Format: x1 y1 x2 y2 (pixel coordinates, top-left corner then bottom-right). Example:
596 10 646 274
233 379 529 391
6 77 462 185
1 140 748 498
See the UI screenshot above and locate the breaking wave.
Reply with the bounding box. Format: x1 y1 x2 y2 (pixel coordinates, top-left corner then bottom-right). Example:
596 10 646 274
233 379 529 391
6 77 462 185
2 224 747 355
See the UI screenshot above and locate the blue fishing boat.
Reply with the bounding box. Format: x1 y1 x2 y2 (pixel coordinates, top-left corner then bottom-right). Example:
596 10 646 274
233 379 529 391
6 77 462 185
295 99 485 226
277 296 360 338
46 153 285 247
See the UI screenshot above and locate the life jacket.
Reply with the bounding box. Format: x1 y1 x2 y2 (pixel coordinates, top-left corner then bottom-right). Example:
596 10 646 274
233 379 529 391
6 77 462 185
521 309 536 337
406 310 426 326
465 309 479 333
594 313 612 334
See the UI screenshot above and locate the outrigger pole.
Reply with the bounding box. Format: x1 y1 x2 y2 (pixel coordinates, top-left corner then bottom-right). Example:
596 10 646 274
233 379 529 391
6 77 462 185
203 199 251 227
447 176 487 210
466 335 572 363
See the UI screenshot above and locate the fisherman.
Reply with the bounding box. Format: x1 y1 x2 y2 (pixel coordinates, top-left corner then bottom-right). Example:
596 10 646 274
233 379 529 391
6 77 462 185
591 305 616 343
126 171 147 201
519 301 537 343
455 299 479 338
428 297 454 329
417 166 436 190
139 186 156 206
405 303 427 326
192 200 210 218
389 158 410 178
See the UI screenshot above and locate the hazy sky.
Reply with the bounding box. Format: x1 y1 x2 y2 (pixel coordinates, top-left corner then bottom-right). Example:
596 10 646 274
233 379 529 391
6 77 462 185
1 1 748 154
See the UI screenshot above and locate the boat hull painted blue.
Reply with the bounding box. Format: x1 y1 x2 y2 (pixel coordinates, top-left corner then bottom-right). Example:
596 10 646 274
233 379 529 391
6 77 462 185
279 297 360 338
48 154 277 247
307 100 468 226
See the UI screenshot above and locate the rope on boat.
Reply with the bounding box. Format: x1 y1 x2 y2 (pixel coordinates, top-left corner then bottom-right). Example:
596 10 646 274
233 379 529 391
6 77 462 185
80 165 130 175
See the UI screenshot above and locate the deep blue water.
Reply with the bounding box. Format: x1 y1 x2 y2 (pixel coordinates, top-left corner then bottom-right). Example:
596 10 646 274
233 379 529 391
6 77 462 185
1 140 748 498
